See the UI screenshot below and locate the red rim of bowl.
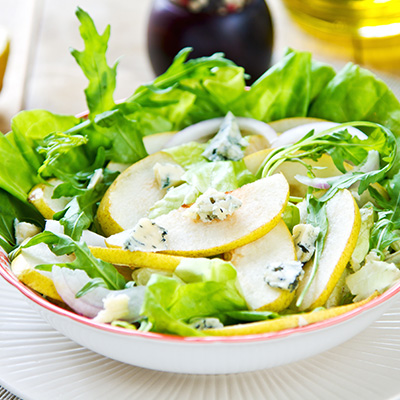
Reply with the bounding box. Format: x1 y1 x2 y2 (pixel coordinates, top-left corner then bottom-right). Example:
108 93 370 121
1 246 400 344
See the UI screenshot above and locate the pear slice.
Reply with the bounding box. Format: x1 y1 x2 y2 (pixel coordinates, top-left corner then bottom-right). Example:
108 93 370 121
106 174 290 257
97 151 179 236
269 117 327 134
28 178 72 219
244 149 343 197
245 149 389 202
88 246 182 271
295 189 361 311
203 292 377 336
230 220 297 312
11 243 74 301
243 134 271 156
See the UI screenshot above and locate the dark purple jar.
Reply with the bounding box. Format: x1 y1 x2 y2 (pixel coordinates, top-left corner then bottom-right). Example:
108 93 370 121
147 0 274 83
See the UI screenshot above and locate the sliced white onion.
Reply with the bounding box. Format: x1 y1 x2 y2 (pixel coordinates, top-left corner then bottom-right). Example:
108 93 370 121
164 117 277 149
271 122 368 148
52 266 145 320
294 175 334 190
45 219 106 247
354 150 380 173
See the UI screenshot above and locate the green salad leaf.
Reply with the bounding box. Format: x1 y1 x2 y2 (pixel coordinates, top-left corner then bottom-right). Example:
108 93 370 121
22 231 126 290
70 7 117 118
142 259 247 336
310 62 400 136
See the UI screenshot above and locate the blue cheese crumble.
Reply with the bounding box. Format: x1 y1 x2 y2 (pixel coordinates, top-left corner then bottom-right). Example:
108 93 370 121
264 261 304 292
292 223 320 263
123 218 168 252
184 188 242 222
190 317 224 330
202 112 248 162
153 162 185 189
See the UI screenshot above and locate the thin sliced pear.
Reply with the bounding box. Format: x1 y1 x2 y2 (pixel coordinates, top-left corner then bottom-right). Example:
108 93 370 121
10 243 74 301
203 292 377 336
231 220 297 312
244 149 388 202
243 134 270 156
107 174 290 257
296 189 361 311
89 246 182 271
28 179 72 219
269 117 327 134
97 152 179 236
143 131 176 154
244 149 343 197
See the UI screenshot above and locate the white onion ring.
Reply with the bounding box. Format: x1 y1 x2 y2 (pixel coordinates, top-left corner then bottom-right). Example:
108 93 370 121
52 266 145 320
164 117 277 148
271 122 368 148
294 175 334 190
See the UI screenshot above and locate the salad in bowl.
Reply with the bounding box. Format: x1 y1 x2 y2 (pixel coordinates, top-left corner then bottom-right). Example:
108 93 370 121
1 8 400 373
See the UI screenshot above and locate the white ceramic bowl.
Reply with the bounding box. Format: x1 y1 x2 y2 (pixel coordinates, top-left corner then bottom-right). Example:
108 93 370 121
1 246 400 374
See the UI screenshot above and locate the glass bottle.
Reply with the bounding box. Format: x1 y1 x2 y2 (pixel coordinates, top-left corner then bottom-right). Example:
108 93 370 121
147 0 274 83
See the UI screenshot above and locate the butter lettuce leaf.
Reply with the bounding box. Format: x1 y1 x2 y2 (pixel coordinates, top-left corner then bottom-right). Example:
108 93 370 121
162 142 207 168
238 50 312 121
183 160 255 193
142 259 247 336
310 63 400 136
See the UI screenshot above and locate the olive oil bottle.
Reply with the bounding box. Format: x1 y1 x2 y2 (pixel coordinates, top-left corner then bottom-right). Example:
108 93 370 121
282 0 400 70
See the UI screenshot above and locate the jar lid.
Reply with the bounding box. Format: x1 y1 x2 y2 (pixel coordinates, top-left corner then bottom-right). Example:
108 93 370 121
170 0 254 14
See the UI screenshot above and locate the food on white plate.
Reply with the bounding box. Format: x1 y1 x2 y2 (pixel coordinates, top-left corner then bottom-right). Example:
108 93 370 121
1 8 400 338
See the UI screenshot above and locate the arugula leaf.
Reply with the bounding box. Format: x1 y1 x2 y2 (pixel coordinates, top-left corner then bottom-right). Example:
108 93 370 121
22 231 126 290
296 194 329 307
36 132 89 177
53 167 119 239
369 170 400 256
124 48 240 129
70 7 117 117
261 121 397 202
91 109 148 164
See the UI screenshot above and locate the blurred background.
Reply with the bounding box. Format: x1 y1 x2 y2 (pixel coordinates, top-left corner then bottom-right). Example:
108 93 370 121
0 0 399 133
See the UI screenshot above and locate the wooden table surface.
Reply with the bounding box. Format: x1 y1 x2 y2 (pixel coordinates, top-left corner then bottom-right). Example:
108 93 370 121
1 0 399 134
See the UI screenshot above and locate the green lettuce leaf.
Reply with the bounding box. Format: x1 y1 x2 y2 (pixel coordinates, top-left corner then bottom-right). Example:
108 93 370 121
238 50 312 121
310 63 400 135
162 141 207 168
0 133 40 202
141 259 247 336
148 183 199 219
